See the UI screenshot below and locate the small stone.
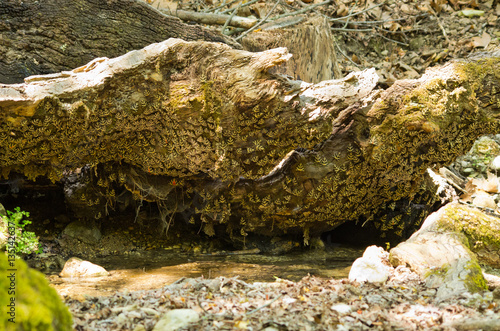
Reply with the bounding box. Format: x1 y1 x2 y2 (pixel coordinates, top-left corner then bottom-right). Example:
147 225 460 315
262 327 279 331
59 257 109 278
463 167 475 174
153 309 200 331
330 303 352 315
362 245 390 262
349 246 392 283
491 156 500 171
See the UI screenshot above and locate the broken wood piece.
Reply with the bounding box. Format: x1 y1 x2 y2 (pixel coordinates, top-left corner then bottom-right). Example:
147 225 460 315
164 9 258 29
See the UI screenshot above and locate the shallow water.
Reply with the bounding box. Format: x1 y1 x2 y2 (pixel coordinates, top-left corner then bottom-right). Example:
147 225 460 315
48 246 365 298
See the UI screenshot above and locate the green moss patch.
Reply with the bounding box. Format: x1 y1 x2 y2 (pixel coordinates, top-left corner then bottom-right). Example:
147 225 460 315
440 203 500 253
0 254 72 331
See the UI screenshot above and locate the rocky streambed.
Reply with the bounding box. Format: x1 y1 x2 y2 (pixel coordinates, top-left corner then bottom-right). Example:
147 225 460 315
63 262 500 331
57 197 500 330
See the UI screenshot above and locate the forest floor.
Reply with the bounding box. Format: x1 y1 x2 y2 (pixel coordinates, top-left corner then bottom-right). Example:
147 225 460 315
65 266 500 330
156 0 500 83
59 0 500 329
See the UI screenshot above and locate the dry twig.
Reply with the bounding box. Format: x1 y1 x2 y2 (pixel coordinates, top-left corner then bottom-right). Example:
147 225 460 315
235 0 280 41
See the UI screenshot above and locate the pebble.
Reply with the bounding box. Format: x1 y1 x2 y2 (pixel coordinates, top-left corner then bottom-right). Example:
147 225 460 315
153 309 200 331
330 303 352 315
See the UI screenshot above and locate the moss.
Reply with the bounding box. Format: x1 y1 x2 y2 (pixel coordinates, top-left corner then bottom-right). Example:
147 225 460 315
456 58 500 94
0 254 73 331
440 204 500 252
463 260 488 292
424 263 450 279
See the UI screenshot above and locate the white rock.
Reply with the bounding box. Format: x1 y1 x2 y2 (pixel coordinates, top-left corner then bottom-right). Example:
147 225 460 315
362 245 389 261
153 309 200 331
262 327 279 331
330 303 352 315
59 257 109 278
491 155 500 170
348 245 392 283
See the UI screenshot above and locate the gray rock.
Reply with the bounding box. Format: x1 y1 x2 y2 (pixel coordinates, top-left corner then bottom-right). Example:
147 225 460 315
62 220 101 244
153 309 200 331
59 257 109 278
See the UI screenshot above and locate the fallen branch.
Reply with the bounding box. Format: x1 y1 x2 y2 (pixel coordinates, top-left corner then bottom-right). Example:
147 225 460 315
329 1 386 21
220 0 260 15
164 9 257 29
222 2 243 34
235 0 280 41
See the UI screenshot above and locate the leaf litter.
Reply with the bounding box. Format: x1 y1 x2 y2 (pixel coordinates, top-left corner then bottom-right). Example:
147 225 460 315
65 265 500 330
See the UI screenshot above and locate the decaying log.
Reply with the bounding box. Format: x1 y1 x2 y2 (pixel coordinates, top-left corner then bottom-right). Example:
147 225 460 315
0 39 499 243
0 0 240 84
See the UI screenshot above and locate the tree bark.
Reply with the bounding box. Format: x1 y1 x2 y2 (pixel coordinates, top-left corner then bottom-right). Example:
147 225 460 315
0 39 499 242
0 0 240 84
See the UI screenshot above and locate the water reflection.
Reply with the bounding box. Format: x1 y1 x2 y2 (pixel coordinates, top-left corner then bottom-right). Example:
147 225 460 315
48 246 364 298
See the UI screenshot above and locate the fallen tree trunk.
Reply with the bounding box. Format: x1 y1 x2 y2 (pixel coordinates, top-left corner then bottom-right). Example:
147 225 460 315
0 0 240 84
0 39 499 243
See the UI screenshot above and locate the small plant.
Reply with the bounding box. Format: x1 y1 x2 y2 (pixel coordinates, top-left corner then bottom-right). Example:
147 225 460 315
5 207 42 255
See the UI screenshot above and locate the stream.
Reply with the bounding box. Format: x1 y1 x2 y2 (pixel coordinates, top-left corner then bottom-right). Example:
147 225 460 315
47 246 365 298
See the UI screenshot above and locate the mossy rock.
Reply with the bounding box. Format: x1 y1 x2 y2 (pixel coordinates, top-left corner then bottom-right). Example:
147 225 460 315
440 203 500 267
0 254 72 331
390 203 491 300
